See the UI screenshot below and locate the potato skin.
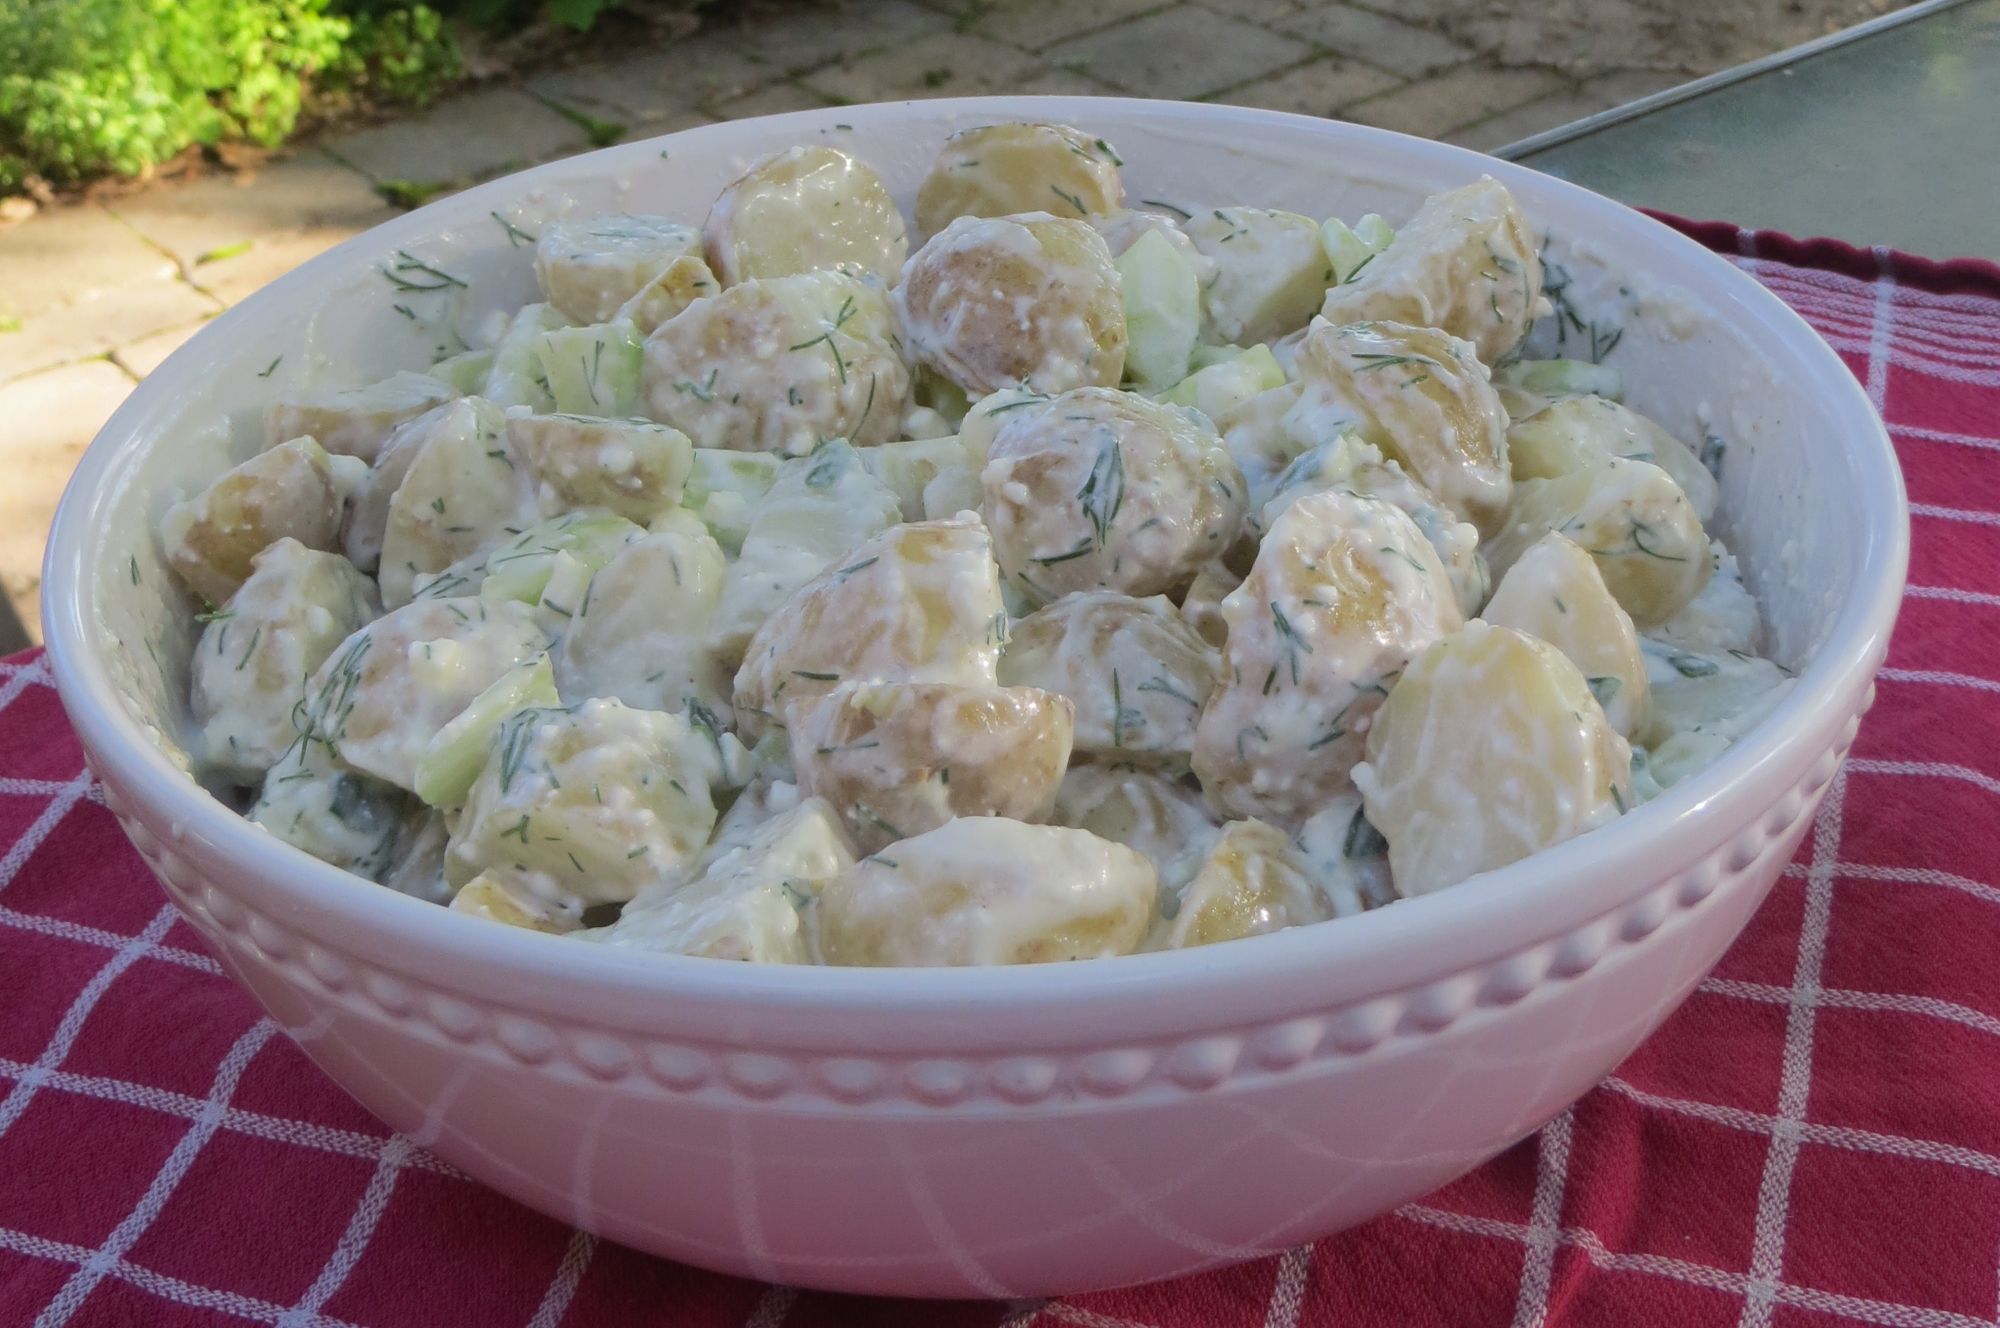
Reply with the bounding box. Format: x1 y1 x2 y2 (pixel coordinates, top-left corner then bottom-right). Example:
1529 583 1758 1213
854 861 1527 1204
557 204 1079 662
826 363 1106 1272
980 387 1245 602
788 681 1074 852
895 213 1127 398
160 436 352 607
642 269 909 454
914 123 1123 239
816 818 1158 966
705 145 908 286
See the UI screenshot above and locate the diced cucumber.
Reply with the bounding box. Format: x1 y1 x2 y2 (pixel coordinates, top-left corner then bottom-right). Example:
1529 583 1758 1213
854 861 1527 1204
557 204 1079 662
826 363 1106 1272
482 302 567 411
1319 213 1394 284
430 347 495 396
859 434 971 522
1494 358 1626 402
476 511 646 605
1158 343 1287 419
414 654 559 808
1117 228 1200 390
681 448 782 556
534 319 644 418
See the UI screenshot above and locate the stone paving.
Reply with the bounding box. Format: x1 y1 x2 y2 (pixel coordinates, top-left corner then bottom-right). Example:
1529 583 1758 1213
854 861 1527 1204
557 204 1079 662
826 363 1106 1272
0 0 1894 643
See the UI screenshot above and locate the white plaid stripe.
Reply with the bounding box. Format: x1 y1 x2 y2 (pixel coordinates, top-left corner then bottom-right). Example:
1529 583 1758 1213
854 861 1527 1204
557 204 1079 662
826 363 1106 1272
0 1224 361 1328
1734 762 1851 1327
1260 1245 1313 1328
524 1230 596 1328
1849 758 2000 798
1511 1108 1575 1328
0 769 95 895
1708 976 2000 1042
36 1019 276 1326
1399 1205 1994 1328
1905 584 2000 608
0 904 179 1142
274 1134 415 1327
1601 1076 2000 1180
0 1052 461 1177
741 1283 798 1328
0 903 219 974
1910 503 2000 530
1878 667 2000 694
1895 423 2000 452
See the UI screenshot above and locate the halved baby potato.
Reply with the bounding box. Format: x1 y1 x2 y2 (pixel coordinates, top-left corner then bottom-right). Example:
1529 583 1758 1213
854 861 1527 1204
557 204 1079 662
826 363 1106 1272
914 122 1123 239
1354 620 1631 896
1485 456 1710 629
980 387 1245 601
816 817 1157 966
1288 319 1513 533
1508 394 1719 523
787 680 1074 852
705 145 908 286
732 515 1008 737
642 269 909 454
1480 531 1652 739
895 213 1127 397
1192 488 1464 828
1000 591 1218 765
536 213 702 324
160 435 359 607
1155 818 1330 950
1318 177 1545 365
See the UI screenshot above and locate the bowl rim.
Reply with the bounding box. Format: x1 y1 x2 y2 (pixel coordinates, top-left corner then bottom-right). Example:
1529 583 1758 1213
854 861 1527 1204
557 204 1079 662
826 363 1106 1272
40 95 1909 1016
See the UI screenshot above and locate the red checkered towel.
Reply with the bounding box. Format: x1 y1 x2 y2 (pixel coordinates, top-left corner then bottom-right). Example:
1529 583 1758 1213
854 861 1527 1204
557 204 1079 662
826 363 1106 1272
2 221 1998 1328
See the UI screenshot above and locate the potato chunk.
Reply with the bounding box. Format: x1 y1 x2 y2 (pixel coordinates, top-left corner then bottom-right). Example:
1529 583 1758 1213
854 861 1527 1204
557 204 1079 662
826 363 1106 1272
556 517 734 722
588 799 855 962
1288 320 1513 532
263 370 455 464
1318 177 1545 364
446 698 730 930
1354 621 1631 896
1485 457 1710 628
1508 394 1718 523
160 436 357 607
1261 435 1488 617
1481 532 1651 739
536 214 702 324
1000 592 1217 765
191 539 378 782
817 818 1157 966
1157 819 1330 949
376 397 535 608
980 387 1244 601
1185 207 1331 346
507 412 693 523
705 145 908 286
1192 489 1464 828
641 269 909 453
895 213 1126 397
297 596 550 792
788 681 1073 851
615 254 720 334
914 122 1123 238
732 515 1007 736
1050 764 1218 889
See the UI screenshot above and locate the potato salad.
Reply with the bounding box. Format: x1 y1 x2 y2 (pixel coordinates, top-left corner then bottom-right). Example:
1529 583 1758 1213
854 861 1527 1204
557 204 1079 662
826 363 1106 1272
163 123 1793 966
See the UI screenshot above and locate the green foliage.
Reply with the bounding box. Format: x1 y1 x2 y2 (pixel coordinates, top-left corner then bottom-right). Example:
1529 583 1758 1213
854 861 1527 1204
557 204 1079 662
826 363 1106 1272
0 0 665 195
0 0 351 191
334 4 464 106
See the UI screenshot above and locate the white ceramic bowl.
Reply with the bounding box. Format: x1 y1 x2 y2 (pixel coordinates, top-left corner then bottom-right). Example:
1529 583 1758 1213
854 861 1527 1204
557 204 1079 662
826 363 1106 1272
41 97 1905 1298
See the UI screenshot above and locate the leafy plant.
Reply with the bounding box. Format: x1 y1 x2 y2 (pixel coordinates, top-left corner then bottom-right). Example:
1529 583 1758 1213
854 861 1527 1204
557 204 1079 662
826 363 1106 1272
0 0 351 191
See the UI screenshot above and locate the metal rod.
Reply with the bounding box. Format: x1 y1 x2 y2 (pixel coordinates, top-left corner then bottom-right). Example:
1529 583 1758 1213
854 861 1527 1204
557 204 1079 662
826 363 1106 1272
1494 0 1979 160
